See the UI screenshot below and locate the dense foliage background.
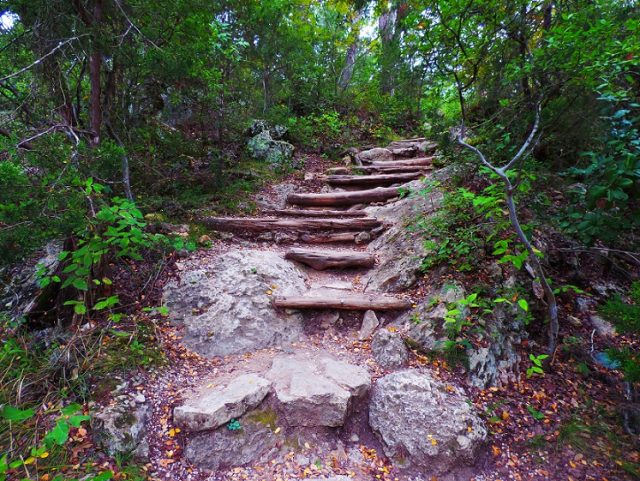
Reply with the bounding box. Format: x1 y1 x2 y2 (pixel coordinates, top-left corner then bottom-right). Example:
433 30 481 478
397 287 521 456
0 0 638 262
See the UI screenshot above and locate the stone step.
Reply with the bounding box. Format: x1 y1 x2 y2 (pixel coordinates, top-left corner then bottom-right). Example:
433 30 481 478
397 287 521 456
284 248 375 270
273 290 411 310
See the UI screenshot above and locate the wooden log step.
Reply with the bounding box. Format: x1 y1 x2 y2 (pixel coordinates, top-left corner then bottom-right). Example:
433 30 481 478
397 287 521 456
287 186 402 207
200 217 381 232
368 156 434 167
273 291 411 311
284 248 375 270
326 172 423 187
263 209 368 218
299 232 362 243
325 165 432 175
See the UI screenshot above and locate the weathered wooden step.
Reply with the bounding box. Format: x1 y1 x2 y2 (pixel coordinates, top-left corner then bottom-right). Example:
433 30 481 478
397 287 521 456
273 291 411 310
325 165 432 175
287 186 402 207
368 156 434 167
263 209 368 218
326 172 423 187
284 248 375 270
200 217 381 232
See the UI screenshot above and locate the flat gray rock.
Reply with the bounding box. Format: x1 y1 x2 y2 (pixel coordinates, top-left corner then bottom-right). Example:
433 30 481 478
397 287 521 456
174 373 271 432
184 416 280 471
369 370 486 473
266 351 370 427
163 249 307 356
358 310 379 340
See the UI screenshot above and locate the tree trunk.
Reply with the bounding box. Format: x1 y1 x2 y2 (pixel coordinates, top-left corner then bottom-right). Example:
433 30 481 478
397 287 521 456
89 0 103 146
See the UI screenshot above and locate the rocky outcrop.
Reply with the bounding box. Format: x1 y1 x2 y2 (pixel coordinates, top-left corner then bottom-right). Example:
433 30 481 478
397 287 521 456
369 370 486 473
371 329 409 369
163 249 307 357
175 373 271 431
0 240 62 322
363 181 442 293
247 120 295 166
266 351 371 427
396 282 525 388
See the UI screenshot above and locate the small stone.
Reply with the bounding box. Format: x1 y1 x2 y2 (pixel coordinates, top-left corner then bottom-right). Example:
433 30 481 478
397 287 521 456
219 232 234 240
354 232 371 244
134 394 146 404
198 234 212 245
350 434 360 443
257 232 275 242
589 314 616 337
568 315 582 327
371 329 409 369
319 311 340 329
358 310 379 340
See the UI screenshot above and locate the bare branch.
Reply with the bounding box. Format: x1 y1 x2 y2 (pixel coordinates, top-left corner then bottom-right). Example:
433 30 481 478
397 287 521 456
502 102 541 171
0 35 88 83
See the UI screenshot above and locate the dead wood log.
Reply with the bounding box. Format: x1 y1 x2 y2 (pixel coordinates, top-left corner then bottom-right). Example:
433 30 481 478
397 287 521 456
200 217 381 232
273 291 411 310
284 248 375 270
287 186 403 207
326 172 423 187
368 156 434 167
325 165 432 175
263 209 367 217
299 232 361 243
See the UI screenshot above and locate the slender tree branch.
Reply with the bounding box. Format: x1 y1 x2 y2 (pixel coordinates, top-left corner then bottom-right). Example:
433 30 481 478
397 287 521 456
0 36 88 83
456 103 560 354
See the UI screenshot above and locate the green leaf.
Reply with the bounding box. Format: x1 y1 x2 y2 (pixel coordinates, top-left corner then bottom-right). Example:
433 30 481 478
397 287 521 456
518 299 529 312
68 414 90 427
44 420 70 446
72 278 89 291
92 472 114 481
61 403 83 416
1 405 35 422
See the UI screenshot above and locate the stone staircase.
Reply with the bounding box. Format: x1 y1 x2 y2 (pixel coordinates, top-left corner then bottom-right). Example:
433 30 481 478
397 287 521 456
199 141 436 314
161 138 488 480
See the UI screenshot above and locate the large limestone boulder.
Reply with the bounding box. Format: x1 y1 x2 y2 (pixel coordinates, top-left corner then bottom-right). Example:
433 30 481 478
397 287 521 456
163 250 307 357
266 351 371 427
369 370 486 473
363 182 442 293
356 147 393 163
247 120 295 166
175 374 271 431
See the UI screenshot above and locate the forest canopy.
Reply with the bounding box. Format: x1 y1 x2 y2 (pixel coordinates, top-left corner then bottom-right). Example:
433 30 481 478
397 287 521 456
0 0 638 261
